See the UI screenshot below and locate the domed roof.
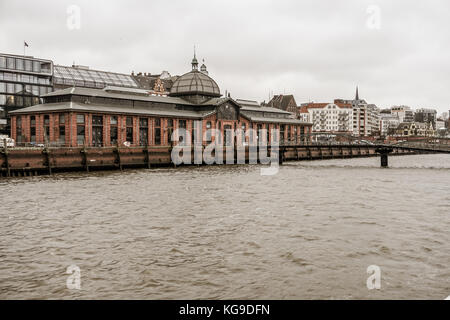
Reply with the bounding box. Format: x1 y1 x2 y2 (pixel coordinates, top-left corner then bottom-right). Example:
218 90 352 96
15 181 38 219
170 70 220 97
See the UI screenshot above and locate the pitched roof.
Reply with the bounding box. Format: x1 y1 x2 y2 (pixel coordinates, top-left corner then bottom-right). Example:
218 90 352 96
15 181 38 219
299 102 352 111
9 101 209 119
42 87 194 105
240 114 310 125
266 94 297 110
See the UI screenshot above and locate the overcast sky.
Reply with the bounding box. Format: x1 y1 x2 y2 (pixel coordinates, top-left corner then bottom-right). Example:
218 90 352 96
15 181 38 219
1 0 449 114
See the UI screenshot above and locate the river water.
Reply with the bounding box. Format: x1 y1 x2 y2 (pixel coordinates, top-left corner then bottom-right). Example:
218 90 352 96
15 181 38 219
0 154 449 299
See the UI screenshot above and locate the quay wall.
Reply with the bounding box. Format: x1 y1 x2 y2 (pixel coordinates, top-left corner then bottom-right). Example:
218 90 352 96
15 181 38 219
0 145 417 177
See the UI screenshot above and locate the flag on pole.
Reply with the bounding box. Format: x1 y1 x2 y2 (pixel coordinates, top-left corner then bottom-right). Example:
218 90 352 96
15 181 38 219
24 41 29 47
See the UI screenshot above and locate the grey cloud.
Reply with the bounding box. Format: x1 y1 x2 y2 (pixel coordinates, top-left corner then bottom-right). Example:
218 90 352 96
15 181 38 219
1 0 449 112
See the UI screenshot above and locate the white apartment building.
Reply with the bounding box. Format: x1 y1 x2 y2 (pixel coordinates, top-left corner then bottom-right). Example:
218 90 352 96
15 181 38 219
298 102 353 134
391 105 414 123
380 113 400 136
334 87 380 136
436 118 446 131
351 103 380 136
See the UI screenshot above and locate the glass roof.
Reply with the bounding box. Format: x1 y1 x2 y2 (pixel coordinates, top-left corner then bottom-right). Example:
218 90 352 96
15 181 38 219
53 65 138 88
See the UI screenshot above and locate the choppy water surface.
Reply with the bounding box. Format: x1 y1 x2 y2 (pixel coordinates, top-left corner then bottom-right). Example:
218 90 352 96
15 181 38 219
0 154 449 299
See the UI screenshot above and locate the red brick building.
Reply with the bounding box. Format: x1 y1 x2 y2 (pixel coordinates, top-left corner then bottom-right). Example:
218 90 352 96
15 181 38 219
10 56 312 147
265 94 298 115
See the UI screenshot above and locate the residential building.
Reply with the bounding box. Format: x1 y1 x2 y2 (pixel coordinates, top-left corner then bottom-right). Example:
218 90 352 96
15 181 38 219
415 108 437 129
298 101 353 134
436 118 446 131
391 105 415 123
395 122 435 137
335 87 380 137
380 112 400 136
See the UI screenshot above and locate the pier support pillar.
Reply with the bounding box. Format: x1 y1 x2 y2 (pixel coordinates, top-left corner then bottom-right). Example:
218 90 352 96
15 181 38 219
380 153 388 167
375 146 393 168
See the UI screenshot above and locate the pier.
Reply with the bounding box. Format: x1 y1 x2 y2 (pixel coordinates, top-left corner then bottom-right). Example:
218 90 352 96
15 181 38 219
1 142 438 177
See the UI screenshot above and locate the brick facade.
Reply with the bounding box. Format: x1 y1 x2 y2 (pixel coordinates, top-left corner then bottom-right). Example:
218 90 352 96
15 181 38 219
10 111 310 148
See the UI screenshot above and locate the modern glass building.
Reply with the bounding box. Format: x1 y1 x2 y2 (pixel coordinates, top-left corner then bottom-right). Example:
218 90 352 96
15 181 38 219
0 52 138 135
0 53 53 134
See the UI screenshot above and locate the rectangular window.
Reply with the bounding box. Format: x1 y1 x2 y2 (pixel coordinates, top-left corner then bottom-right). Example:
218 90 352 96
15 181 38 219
6 83 14 93
77 125 85 146
139 118 148 146
126 127 133 143
126 117 133 143
22 74 30 83
16 58 24 70
110 116 118 145
24 60 32 71
154 128 161 145
206 121 212 143
77 114 85 124
92 115 103 125
30 127 36 143
139 118 148 127
167 119 173 145
33 61 41 73
16 117 22 143
126 116 133 126
15 96 23 107
92 115 103 147
0 82 5 93
59 125 65 145
43 115 50 142
6 57 14 69
39 86 47 96
154 118 162 145
0 56 6 68
4 72 14 81
178 120 187 144
15 83 23 93
110 126 118 145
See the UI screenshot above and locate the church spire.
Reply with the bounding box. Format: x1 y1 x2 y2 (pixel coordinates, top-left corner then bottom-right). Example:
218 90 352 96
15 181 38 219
355 86 359 100
191 45 198 71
